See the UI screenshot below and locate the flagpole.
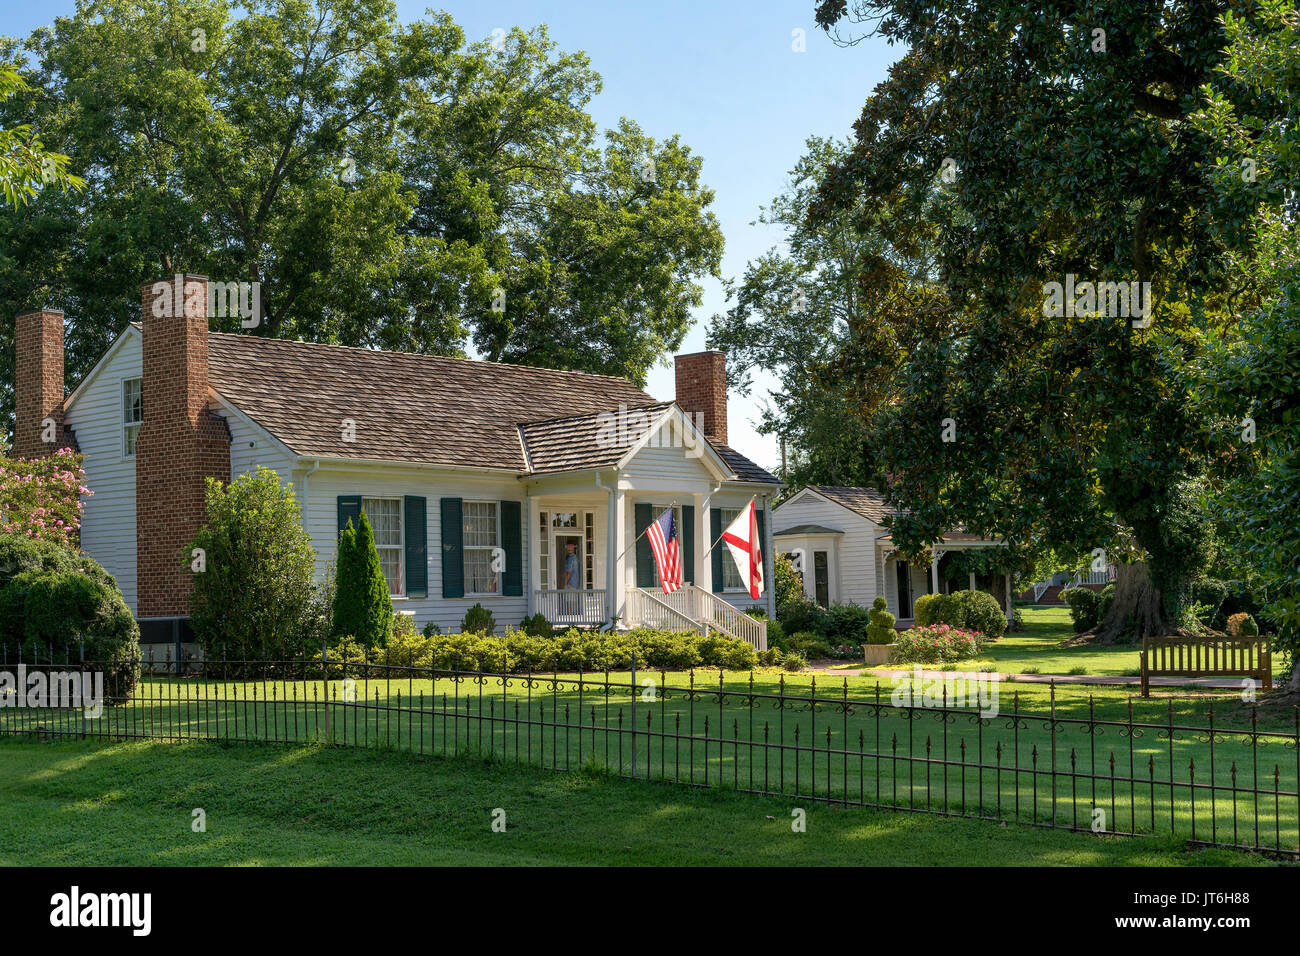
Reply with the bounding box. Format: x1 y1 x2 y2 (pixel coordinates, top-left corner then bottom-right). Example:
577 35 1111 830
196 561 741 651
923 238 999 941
612 499 679 566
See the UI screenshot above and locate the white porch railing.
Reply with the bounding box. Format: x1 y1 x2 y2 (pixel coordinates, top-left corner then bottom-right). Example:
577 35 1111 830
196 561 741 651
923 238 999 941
534 589 607 627
625 587 701 634
1032 581 1052 602
1068 568 1113 587
628 585 768 650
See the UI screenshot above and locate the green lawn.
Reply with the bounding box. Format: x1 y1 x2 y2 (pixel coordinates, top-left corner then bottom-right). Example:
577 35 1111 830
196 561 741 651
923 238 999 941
6 663 1297 855
866 606 1291 680
0 738 1279 866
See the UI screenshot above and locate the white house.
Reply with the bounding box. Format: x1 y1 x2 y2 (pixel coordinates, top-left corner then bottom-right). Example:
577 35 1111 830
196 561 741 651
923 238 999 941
772 485 1012 625
12 275 780 652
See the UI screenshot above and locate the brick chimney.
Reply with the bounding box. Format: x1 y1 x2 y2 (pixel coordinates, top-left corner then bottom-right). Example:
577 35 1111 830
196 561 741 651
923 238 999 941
674 350 728 446
13 309 66 459
135 275 231 624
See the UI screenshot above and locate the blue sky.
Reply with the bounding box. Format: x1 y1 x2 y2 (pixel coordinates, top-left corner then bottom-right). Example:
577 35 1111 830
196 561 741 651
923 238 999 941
1 1 895 471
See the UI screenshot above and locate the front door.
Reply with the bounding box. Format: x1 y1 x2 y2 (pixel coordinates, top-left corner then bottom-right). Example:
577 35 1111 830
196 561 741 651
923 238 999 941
554 530 584 591
813 551 830 607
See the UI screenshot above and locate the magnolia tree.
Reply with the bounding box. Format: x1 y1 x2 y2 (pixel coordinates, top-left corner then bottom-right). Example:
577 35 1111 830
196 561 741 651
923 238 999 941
0 448 90 548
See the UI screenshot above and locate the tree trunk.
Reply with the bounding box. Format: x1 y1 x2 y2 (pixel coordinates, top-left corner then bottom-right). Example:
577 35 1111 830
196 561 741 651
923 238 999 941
1093 561 1167 643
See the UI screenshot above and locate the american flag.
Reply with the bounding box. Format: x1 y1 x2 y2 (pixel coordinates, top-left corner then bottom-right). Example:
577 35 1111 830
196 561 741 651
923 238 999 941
646 507 682 594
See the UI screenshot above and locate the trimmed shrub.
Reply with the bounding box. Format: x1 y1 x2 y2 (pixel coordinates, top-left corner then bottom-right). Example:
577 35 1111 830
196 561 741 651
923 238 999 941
954 589 1007 639
1061 586 1101 632
518 613 553 637
189 468 321 661
331 514 393 647
866 596 896 645
784 630 832 659
462 603 496 635
314 626 758 675
914 591 961 628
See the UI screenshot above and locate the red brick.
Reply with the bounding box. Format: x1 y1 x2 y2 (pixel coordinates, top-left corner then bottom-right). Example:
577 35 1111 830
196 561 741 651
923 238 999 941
13 310 66 459
674 350 728 445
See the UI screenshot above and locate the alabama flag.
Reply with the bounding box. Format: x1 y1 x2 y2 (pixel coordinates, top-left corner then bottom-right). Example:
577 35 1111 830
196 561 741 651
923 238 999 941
722 499 764 599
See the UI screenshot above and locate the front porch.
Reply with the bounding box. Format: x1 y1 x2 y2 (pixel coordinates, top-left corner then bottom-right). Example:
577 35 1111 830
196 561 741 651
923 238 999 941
879 534 1015 627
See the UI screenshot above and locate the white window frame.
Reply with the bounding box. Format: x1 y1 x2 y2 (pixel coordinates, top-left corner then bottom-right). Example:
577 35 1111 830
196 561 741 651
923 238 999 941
362 496 405 599
463 499 501 597
122 377 143 458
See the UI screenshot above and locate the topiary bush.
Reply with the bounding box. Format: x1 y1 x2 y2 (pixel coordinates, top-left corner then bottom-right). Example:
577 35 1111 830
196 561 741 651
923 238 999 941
865 596 896 645
1061 586 1101 632
914 591 962 628
461 602 496 635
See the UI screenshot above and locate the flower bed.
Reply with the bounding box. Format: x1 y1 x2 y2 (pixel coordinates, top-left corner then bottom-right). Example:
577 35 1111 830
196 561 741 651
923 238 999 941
891 624 986 664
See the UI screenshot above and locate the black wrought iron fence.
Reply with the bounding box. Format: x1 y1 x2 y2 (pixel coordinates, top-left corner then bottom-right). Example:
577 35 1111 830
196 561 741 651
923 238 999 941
1 649 1297 858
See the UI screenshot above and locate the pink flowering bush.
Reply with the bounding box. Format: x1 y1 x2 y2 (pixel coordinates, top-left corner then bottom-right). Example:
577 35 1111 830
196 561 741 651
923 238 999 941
892 623 986 664
0 448 91 549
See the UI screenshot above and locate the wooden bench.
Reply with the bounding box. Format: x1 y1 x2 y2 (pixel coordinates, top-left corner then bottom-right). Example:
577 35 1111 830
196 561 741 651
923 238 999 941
1140 634 1272 697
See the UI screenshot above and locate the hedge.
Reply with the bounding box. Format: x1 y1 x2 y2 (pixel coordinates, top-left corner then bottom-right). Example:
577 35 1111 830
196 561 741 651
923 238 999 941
314 623 760 676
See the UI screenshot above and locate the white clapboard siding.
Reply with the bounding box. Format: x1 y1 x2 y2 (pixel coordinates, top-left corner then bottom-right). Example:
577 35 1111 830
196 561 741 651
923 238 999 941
304 465 529 635
771 492 879 607
63 330 143 612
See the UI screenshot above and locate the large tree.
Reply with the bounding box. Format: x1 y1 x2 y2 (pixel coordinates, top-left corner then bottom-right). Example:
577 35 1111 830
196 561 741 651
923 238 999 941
807 0 1278 639
0 0 722 434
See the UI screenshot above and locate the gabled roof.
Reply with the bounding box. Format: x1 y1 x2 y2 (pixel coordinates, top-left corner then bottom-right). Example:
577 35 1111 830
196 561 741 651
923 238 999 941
800 485 896 523
203 333 658 470
82 326 777 481
519 402 673 474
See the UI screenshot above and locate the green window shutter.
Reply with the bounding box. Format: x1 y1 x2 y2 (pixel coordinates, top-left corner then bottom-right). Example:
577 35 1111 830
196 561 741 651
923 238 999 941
337 496 362 539
404 496 428 598
440 497 464 599
711 507 724 592
500 500 522 596
756 507 767 571
681 505 695 585
635 503 654 588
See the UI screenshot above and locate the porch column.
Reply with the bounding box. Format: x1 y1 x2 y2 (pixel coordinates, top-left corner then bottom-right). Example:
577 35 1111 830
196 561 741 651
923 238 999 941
969 570 976 592
931 553 940 594
526 492 539 616
607 484 626 625
692 491 708 590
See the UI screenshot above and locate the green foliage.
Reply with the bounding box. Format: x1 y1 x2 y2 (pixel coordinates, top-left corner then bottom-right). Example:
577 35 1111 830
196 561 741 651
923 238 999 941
461 603 496 636
332 513 393 648
0 64 84 207
1098 583 1117 623
1061 587 1102 633
824 602 870 645
778 598 829 639
0 3 723 430
317 626 758 675
0 533 140 696
954 590 1007 640
518 613 554 637
773 553 806 619
783 630 832 659
914 592 961 629
866 596 896 645
892 624 985 665
1226 613 1259 639
188 469 321 661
